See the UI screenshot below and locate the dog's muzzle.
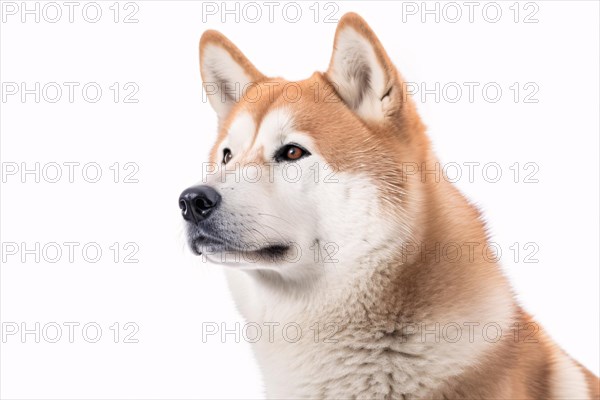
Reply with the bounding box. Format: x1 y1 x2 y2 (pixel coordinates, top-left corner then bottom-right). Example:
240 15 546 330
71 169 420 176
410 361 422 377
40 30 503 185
178 185 221 224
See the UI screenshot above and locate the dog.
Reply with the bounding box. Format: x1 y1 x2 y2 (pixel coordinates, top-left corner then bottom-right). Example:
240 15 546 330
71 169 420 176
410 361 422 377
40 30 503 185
179 12 600 399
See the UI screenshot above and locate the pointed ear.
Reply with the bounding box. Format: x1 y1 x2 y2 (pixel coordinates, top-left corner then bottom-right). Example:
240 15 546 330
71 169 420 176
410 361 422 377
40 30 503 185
200 30 265 122
326 13 401 123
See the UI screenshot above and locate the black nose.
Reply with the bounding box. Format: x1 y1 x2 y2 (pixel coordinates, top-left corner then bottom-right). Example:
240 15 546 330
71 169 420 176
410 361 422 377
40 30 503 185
179 185 221 223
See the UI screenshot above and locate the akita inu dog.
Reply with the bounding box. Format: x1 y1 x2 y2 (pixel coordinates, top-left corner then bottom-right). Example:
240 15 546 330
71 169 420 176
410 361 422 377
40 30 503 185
179 12 599 399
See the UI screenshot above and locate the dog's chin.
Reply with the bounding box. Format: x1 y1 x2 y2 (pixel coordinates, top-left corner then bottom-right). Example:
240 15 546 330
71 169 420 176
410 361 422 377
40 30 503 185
189 235 292 265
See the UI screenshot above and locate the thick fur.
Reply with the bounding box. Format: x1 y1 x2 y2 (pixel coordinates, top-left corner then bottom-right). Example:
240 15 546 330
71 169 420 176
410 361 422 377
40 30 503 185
190 12 600 399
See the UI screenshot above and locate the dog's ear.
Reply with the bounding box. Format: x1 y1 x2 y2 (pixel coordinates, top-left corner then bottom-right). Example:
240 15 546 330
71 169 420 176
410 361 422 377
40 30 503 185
200 30 265 122
326 13 401 123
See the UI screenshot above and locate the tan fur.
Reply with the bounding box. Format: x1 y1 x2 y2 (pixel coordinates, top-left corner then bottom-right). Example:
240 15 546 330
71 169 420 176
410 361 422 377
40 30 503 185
200 29 265 83
198 12 599 399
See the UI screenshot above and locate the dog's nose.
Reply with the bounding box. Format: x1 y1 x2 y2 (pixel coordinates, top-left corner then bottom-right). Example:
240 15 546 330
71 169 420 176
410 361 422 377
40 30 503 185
179 185 221 223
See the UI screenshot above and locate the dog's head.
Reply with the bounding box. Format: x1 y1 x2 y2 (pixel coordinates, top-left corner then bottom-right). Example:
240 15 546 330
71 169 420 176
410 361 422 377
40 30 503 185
180 13 427 280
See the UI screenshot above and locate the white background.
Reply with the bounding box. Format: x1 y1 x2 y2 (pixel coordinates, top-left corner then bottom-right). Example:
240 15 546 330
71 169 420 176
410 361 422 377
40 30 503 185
0 1 598 398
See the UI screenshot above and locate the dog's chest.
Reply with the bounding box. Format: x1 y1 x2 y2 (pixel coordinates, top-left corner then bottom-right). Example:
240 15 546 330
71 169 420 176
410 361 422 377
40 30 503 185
224 271 465 398
253 322 454 399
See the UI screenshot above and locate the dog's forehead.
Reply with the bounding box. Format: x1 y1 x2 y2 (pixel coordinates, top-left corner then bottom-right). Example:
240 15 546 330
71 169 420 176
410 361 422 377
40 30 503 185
223 80 306 152
220 75 323 141
226 106 295 149
214 73 363 165
255 107 295 145
227 111 256 150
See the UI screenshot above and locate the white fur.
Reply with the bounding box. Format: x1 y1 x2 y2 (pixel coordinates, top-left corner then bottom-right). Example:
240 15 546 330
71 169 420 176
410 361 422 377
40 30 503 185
202 45 255 121
328 28 388 122
552 351 590 399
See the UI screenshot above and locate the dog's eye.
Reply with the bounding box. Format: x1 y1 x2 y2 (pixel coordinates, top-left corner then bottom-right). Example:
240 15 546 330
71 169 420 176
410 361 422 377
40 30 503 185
222 148 232 165
275 144 310 162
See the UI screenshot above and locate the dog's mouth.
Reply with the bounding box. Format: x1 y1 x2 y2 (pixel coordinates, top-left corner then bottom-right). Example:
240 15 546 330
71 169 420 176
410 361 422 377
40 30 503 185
189 233 292 263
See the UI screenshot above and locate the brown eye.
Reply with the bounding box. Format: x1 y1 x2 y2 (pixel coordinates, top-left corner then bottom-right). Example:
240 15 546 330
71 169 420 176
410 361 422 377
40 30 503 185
286 146 303 160
222 148 232 165
275 144 310 162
